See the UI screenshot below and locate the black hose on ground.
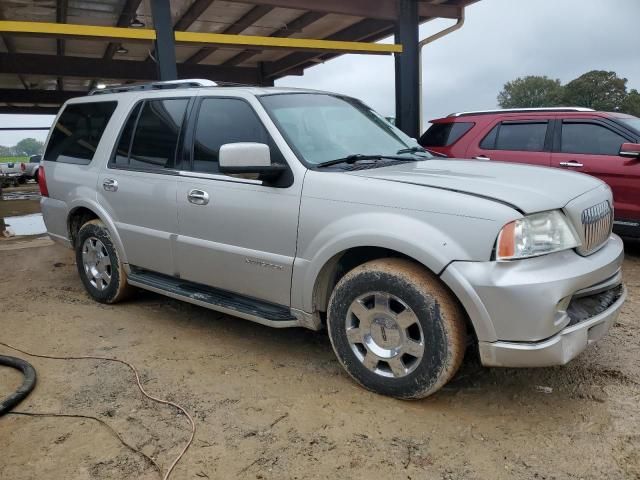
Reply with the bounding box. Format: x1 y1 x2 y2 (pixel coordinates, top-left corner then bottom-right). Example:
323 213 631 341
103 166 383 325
0 355 36 416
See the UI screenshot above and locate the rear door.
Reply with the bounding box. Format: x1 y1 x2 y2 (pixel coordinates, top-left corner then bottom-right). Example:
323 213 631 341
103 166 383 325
551 118 640 223
465 118 553 166
97 97 190 276
174 96 300 307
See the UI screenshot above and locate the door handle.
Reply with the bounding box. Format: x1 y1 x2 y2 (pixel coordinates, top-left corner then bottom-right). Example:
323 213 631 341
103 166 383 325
187 189 210 205
559 161 584 168
103 178 118 192
473 155 491 161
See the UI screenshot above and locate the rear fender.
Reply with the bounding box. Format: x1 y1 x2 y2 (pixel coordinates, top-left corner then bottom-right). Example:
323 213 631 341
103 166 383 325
67 199 129 267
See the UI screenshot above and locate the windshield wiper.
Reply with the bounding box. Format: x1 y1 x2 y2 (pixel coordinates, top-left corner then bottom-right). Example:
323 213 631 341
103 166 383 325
316 154 413 168
396 146 427 155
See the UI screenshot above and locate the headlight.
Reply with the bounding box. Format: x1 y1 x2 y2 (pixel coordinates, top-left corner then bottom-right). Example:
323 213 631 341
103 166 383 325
496 210 580 260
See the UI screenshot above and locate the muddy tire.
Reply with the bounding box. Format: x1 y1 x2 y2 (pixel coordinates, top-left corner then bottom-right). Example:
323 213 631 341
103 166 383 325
75 219 132 304
327 258 467 399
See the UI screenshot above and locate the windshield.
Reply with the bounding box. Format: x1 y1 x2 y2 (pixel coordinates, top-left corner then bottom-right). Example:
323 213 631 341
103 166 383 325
260 93 426 165
615 114 640 135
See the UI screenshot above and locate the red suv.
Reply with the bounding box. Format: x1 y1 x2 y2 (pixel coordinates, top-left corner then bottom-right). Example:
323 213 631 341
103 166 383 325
420 108 640 237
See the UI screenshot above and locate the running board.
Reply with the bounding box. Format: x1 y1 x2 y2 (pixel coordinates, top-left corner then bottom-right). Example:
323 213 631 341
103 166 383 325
127 267 310 329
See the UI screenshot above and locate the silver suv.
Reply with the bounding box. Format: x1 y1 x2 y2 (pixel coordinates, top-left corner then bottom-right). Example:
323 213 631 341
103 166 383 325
40 80 626 398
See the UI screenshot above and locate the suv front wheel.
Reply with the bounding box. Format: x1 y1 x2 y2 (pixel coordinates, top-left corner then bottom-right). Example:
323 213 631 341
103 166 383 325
75 219 132 304
327 258 467 399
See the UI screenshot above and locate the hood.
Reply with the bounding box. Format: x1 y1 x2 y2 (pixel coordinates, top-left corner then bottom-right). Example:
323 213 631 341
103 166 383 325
347 159 604 213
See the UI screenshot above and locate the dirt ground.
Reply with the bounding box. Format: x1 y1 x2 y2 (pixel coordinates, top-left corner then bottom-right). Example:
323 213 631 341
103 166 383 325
1 185 639 480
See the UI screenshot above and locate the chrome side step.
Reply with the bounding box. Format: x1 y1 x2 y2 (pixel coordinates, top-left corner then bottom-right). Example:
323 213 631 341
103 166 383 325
127 267 319 330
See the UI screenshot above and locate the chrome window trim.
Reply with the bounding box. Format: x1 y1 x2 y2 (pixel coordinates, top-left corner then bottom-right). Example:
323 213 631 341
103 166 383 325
178 170 263 186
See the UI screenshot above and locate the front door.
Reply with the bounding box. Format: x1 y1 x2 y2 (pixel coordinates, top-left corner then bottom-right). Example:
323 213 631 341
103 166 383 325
550 119 640 224
98 98 189 276
175 97 300 307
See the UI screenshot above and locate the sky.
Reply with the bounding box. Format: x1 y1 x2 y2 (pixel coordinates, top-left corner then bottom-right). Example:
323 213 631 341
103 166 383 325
0 0 637 146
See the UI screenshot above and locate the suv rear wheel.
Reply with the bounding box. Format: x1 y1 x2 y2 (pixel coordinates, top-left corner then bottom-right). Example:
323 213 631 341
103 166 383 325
327 258 466 399
75 219 132 304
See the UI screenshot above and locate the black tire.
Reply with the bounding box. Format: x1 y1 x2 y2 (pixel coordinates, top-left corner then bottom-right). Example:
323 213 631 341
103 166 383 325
75 219 132 304
327 258 467 399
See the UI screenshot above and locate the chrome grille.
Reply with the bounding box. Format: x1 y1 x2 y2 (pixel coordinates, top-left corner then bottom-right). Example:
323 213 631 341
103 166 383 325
579 201 613 255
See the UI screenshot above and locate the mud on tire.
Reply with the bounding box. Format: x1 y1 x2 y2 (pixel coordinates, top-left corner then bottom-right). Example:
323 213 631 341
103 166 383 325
327 258 467 399
75 219 132 304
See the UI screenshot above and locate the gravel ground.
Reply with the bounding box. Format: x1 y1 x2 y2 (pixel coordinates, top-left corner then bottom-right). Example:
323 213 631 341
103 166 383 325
1 188 639 480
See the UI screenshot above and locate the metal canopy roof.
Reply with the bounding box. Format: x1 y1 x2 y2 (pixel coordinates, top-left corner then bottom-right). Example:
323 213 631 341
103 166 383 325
0 0 478 115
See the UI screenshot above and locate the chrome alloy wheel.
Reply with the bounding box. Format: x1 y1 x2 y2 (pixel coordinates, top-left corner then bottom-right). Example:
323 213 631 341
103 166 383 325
81 236 112 291
345 292 425 378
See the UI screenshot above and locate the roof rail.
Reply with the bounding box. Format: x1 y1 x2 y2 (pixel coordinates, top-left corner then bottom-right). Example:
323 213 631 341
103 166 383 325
448 107 596 117
89 79 218 96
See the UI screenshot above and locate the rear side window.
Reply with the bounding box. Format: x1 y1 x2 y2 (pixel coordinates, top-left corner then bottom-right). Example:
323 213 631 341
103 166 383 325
192 98 284 173
112 99 188 171
113 103 141 167
561 122 628 155
420 122 474 147
480 122 547 152
44 101 117 164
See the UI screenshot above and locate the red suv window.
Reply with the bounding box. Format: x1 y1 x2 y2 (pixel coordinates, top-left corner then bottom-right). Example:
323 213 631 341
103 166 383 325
560 122 628 155
420 122 474 147
480 121 548 152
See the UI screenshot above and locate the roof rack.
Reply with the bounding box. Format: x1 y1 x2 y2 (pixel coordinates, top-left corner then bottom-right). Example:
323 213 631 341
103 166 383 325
448 107 596 117
89 79 218 96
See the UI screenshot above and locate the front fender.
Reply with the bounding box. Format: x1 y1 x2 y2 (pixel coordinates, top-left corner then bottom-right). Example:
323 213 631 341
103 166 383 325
291 210 491 313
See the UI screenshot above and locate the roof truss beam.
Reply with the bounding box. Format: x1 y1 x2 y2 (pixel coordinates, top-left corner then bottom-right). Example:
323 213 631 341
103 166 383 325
0 52 268 84
0 88 80 104
224 0 462 21
104 0 143 60
223 11 324 66
264 18 394 78
175 0 216 30
56 0 68 90
0 21 402 55
0 106 60 115
0 10 28 89
185 4 274 64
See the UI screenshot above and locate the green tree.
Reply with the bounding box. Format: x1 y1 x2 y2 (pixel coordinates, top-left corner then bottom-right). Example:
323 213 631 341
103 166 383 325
563 70 628 111
622 89 640 116
497 75 564 108
15 137 44 156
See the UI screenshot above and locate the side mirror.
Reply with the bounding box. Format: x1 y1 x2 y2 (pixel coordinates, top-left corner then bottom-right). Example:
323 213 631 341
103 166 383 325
619 142 640 159
219 142 286 180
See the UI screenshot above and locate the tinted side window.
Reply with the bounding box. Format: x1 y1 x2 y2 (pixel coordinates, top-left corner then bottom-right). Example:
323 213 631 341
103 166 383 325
113 103 142 167
44 101 117 164
420 122 474 147
479 124 499 149
496 123 547 151
192 98 283 173
127 99 188 170
561 122 627 155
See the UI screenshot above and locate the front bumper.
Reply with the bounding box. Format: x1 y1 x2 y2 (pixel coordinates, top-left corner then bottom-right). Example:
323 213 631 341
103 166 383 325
478 284 626 367
441 234 626 367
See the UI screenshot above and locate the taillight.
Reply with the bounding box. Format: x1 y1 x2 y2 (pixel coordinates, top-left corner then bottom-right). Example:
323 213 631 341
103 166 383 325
38 165 49 197
20 162 26 171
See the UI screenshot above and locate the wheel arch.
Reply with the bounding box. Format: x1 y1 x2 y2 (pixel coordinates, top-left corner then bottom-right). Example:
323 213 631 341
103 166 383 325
66 200 128 265
306 243 480 349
